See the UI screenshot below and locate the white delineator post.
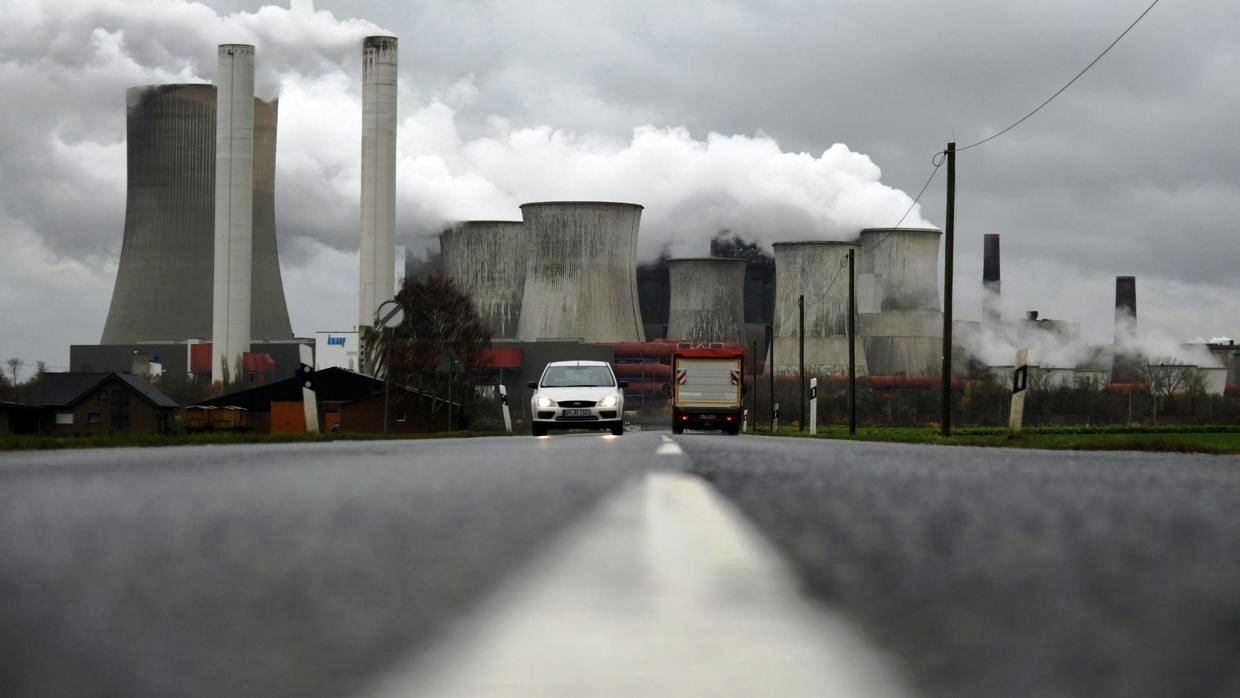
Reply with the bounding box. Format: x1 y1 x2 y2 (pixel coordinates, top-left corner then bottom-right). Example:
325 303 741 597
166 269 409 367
358 35 398 333
499 385 512 433
212 44 255 385
1009 347 1029 432
809 377 818 434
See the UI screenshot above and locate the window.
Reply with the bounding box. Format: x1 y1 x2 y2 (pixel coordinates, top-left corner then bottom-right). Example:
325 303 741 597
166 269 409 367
396 411 408 422
55 413 74 425
88 413 102 425
99 391 108 401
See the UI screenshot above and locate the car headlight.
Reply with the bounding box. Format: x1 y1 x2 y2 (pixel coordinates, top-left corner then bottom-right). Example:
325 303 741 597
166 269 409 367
535 395 556 409
599 393 619 408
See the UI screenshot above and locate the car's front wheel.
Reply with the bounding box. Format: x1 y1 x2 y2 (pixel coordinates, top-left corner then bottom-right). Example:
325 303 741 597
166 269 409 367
532 422 547 436
610 421 624 436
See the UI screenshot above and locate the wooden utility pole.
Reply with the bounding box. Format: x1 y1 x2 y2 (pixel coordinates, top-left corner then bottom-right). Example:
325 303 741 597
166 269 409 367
940 142 957 437
848 248 857 435
798 294 806 431
767 324 775 429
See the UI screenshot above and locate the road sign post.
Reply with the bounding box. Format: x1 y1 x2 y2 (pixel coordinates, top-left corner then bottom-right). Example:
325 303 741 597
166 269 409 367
298 344 319 434
375 300 405 435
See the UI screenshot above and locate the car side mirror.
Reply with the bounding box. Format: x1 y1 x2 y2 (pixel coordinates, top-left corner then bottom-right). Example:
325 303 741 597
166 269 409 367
618 381 629 389
526 381 538 389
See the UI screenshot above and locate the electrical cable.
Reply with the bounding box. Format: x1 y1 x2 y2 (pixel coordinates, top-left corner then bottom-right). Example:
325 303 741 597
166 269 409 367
957 0 1162 152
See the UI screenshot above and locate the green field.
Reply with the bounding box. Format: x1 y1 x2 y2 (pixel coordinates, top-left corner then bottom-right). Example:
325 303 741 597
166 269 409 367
0 430 500 452
751 425 1240 455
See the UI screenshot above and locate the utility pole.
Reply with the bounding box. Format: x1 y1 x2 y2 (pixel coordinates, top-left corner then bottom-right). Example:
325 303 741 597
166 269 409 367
940 142 956 437
767 324 775 429
798 294 806 431
751 340 758 433
848 248 857 435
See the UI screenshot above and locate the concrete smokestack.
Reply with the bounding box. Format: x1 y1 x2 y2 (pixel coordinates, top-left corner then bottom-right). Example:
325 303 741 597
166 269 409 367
212 44 255 384
439 221 526 339
1112 275 1138 382
358 35 398 330
666 257 747 346
982 233 1001 326
516 202 646 343
772 241 866 375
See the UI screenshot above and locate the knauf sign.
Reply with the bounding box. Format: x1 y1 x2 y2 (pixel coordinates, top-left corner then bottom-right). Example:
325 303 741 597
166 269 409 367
315 331 360 371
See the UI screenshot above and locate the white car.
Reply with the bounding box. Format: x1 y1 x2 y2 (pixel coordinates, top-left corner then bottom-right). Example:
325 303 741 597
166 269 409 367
528 360 627 436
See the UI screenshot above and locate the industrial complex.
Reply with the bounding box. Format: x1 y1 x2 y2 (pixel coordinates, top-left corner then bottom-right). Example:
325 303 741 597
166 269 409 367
54 32 1235 435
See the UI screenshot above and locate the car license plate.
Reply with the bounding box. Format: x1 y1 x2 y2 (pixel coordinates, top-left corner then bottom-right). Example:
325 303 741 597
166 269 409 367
563 409 592 417
699 414 716 420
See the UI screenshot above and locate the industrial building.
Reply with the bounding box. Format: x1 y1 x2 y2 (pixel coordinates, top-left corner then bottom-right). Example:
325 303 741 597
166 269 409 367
857 227 943 376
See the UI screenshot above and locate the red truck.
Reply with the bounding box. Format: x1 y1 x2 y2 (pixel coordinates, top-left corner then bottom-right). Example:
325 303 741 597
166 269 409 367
671 346 745 435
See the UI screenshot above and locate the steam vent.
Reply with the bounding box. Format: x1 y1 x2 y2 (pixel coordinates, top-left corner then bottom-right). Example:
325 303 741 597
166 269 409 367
772 241 866 376
857 227 942 376
439 221 526 339
666 257 747 346
515 202 646 343
100 83 292 346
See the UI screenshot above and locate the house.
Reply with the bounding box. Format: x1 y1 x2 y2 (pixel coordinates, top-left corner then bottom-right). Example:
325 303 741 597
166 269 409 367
36 373 179 436
193 367 457 434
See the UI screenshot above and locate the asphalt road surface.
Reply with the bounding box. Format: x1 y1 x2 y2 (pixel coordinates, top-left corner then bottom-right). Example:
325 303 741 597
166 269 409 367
2 432 1239 697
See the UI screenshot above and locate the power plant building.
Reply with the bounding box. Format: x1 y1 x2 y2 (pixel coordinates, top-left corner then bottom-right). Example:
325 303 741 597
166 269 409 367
439 221 526 339
516 202 646 343
665 257 747 346
100 82 292 348
772 241 865 376
857 227 942 376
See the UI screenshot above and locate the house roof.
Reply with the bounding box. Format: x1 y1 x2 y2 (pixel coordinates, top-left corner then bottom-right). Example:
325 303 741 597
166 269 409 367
196 366 459 411
36 372 179 409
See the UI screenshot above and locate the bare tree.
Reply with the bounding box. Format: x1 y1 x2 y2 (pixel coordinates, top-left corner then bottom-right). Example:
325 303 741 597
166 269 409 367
6 357 22 401
1141 359 1198 422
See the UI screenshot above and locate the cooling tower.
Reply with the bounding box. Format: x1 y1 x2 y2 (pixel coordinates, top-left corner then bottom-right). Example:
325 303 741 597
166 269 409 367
211 44 255 384
857 227 942 376
101 83 292 347
666 257 747 346
772 241 866 376
439 221 526 339
982 233 1001 326
358 35 398 330
515 202 646 343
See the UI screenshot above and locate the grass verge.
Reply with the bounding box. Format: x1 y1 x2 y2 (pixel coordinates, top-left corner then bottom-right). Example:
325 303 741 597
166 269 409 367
748 425 1240 454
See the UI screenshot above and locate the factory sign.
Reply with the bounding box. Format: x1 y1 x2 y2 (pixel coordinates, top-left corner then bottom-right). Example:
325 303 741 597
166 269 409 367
315 331 360 371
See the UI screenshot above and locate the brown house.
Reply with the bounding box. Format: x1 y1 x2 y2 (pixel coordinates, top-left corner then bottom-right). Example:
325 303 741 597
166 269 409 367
36 373 179 436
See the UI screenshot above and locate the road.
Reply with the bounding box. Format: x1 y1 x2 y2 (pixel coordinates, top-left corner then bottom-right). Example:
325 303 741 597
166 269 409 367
1 432 1239 697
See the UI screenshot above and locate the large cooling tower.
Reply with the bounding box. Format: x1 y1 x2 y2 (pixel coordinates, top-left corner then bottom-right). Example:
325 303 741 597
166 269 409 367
358 35 398 330
666 257 747 346
857 227 942 375
439 221 526 339
516 202 645 343
772 241 866 376
982 233 1001 326
100 83 292 347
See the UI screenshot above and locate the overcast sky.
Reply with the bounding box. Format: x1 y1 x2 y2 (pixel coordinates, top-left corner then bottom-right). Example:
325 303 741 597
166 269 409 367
1 0 1236 378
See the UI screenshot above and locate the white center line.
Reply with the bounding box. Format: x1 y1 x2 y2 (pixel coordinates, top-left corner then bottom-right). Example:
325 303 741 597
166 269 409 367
360 472 910 698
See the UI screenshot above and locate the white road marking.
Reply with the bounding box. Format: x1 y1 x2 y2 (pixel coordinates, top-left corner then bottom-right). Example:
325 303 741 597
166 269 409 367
655 438 683 456
360 471 910 698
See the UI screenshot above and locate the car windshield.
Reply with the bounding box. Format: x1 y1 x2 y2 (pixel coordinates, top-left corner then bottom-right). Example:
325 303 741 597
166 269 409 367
541 365 615 387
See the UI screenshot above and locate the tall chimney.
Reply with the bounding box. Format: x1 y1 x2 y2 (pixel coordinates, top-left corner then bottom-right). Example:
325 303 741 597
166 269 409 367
212 44 255 385
982 233 1001 326
358 35 398 331
1112 275 1139 382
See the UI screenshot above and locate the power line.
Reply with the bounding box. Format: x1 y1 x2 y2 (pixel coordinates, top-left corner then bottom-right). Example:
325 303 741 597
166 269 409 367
957 0 1162 152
